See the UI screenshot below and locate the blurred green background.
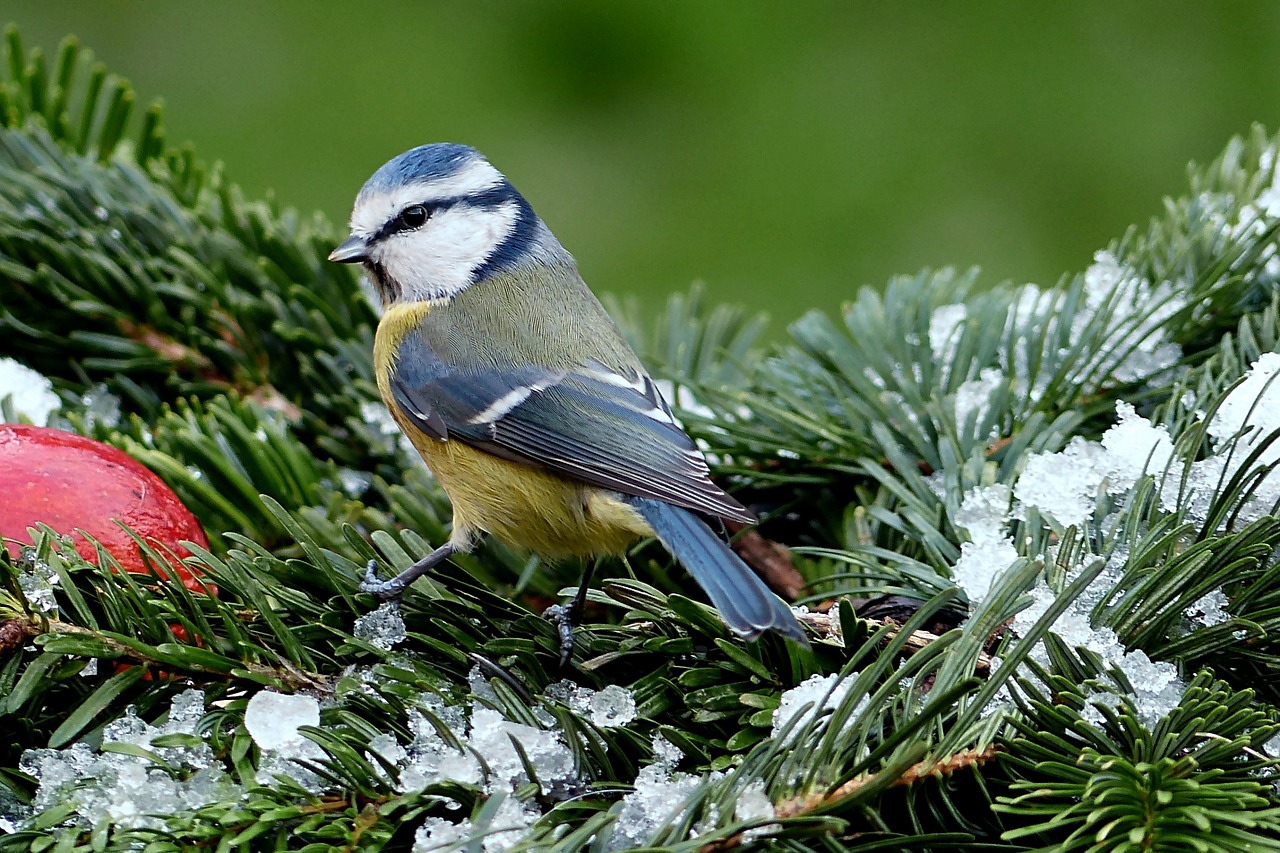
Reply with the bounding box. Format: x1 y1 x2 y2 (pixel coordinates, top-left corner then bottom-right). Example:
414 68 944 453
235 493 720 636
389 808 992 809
6 2 1280 323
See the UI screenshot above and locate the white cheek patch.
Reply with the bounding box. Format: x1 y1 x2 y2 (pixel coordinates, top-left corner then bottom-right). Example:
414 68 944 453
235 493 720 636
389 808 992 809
374 201 519 300
348 158 505 239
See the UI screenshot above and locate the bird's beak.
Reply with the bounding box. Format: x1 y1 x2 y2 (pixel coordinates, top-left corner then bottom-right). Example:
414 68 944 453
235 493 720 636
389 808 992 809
328 235 370 264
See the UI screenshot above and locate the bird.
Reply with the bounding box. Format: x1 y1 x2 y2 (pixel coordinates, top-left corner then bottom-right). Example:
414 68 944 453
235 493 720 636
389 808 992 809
328 143 807 661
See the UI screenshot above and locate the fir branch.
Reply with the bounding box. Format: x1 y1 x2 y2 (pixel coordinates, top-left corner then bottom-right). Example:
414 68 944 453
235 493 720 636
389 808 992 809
6 23 1280 851
774 745 1001 818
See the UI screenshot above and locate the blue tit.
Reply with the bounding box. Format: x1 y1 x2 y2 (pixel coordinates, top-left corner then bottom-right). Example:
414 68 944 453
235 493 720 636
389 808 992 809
329 143 806 650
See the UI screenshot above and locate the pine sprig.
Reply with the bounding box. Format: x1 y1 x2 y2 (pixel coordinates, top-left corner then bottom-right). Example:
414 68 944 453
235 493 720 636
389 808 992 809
4 23 1280 852
998 671 1280 851
0 28 386 479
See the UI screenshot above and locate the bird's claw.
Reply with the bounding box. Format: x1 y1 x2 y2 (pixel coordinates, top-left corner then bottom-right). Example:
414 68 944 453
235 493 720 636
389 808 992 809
359 559 404 602
543 603 576 670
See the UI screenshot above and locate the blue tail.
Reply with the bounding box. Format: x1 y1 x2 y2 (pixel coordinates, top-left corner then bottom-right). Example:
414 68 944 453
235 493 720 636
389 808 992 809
627 496 807 645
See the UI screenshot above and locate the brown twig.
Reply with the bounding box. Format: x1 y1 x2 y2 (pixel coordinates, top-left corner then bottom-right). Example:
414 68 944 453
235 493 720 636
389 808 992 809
4 617 329 691
699 747 1002 851
774 746 1001 819
795 605 994 677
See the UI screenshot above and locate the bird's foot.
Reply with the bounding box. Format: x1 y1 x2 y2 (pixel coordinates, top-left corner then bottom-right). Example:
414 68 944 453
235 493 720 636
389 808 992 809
542 603 578 671
546 561 597 670
359 543 457 603
359 559 409 602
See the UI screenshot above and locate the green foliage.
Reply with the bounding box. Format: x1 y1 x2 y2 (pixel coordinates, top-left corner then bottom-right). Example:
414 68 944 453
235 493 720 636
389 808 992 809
1 26 1280 853
999 670 1280 851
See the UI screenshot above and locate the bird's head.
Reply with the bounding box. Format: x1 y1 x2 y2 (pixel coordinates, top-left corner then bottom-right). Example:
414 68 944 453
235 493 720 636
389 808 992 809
329 143 563 305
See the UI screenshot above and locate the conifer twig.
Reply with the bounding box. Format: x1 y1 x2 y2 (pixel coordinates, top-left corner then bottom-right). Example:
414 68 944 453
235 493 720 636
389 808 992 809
797 606 994 676
771 746 1001 819
2 617 331 691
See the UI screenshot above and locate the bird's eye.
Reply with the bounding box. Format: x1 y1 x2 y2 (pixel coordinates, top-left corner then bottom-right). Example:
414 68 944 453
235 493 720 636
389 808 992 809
398 204 429 231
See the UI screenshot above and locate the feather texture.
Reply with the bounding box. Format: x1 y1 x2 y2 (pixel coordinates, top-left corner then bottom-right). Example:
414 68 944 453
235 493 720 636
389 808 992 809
385 265 755 524
627 497 806 643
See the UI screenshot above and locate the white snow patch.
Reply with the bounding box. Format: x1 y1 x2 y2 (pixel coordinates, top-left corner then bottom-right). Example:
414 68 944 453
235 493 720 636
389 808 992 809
1178 352 1280 524
80 384 121 430
18 690 238 831
588 684 638 728
1101 402 1177 493
1012 570 1185 728
733 779 779 845
1206 352 1280 464
245 690 320 751
952 538 1020 604
469 707 576 793
929 303 968 370
1151 354 1280 524
652 733 683 767
338 467 374 497
365 732 408 781
245 690 327 791
1014 437 1110 529
414 816 472 850
354 602 407 650
0 358 60 426
998 253 1184 406
395 697 479 792
772 673 868 741
398 669 580 801
413 794 539 853
544 681 638 728
954 367 1004 432
951 484 1019 603
1079 690 1123 728
954 484 1013 545
1184 589 1230 627
608 762 715 850
17 556 60 615
1015 402 1176 528
1078 251 1186 385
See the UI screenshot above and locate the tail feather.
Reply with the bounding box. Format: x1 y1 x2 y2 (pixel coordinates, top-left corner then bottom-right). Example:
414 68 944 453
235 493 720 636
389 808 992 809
627 496 807 645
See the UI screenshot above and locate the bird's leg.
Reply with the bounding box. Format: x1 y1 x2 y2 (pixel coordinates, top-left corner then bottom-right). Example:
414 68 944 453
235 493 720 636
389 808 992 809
360 543 456 602
545 558 597 669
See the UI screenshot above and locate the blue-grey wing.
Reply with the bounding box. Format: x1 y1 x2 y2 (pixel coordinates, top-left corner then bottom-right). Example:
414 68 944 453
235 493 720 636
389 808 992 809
390 345 754 523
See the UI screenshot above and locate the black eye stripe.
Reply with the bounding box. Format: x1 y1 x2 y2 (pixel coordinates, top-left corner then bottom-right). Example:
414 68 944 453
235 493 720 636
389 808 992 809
373 203 436 242
371 183 519 244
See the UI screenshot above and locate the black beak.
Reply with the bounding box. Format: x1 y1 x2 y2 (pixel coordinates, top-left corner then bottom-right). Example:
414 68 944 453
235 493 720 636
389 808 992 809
328 235 370 264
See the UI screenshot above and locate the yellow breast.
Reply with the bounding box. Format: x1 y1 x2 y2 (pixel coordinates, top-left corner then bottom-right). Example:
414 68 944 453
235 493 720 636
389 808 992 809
373 302 652 557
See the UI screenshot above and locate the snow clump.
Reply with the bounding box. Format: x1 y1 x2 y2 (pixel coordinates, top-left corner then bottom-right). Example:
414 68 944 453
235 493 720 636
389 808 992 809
1014 402 1174 529
771 672 868 742
0 358 60 426
245 689 328 792
18 690 238 831
950 484 1018 603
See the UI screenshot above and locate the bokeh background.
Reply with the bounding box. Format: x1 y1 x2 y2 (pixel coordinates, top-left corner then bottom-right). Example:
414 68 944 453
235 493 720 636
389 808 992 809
6 3 1280 324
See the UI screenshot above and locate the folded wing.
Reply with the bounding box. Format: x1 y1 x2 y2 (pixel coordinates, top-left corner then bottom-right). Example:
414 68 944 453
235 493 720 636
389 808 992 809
390 337 754 524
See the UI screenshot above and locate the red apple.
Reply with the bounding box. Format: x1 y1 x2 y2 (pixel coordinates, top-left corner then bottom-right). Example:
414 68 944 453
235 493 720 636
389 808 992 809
0 424 212 593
